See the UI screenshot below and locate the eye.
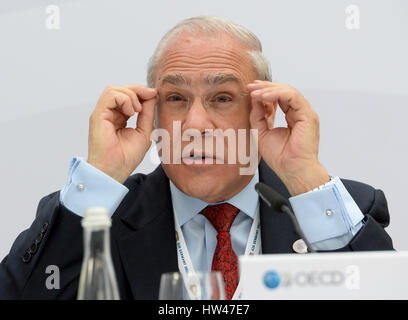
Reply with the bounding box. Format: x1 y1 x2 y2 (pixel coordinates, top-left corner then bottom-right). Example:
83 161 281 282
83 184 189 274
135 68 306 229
212 95 232 103
167 94 187 102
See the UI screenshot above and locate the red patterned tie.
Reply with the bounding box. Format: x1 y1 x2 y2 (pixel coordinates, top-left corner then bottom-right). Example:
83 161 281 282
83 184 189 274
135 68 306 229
201 203 240 300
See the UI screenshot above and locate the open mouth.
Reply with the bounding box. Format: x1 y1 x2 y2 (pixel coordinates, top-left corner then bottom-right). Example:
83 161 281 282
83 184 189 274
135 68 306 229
188 154 211 160
181 152 219 165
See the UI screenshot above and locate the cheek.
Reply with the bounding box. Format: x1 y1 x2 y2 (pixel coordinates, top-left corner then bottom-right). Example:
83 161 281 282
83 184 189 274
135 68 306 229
216 107 251 130
156 109 172 128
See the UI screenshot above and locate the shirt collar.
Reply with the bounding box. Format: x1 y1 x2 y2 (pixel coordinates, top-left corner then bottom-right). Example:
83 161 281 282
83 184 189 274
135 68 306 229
169 170 259 226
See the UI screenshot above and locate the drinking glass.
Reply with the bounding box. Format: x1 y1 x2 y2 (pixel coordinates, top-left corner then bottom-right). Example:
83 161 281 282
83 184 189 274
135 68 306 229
158 271 225 300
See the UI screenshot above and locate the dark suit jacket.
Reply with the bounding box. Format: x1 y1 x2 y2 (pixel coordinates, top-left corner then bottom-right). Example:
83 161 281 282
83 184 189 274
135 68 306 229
0 160 393 299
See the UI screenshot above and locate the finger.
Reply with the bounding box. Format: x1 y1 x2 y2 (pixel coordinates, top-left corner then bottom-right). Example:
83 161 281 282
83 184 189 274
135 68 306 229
247 81 282 91
113 92 135 118
261 90 299 113
265 101 277 129
249 86 286 97
90 104 128 132
136 96 157 137
249 97 269 137
115 87 142 112
251 88 304 114
124 85 158 101
110 109 128 129
247 83 269 93
250 88 282 110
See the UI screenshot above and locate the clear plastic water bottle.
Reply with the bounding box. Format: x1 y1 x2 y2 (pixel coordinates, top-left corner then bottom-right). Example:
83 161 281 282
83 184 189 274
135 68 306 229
77 207 120 300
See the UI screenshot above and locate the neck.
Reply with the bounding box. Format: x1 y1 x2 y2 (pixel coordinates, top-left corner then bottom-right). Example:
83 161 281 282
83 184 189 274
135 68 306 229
200 174 254 204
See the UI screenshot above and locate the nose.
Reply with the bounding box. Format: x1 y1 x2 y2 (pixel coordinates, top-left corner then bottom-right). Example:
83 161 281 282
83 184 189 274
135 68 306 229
182 96 215 134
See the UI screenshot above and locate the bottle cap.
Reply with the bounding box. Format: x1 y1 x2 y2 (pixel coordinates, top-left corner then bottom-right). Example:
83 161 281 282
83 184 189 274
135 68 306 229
82 207 112 228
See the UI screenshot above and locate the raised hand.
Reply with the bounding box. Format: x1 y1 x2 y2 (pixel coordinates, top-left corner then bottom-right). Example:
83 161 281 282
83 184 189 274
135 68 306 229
248 81 330 196
87 85 157 184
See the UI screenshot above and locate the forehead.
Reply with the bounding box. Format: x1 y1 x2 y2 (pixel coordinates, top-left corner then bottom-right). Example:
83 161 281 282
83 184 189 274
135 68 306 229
154 33 257 87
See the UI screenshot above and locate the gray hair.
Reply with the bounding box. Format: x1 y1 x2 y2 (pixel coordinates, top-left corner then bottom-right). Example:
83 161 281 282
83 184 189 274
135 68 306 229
146 16 272 87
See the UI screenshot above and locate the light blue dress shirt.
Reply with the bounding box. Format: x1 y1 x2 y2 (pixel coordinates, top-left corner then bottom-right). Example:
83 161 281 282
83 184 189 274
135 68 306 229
169 170 259 272
60 157 364 271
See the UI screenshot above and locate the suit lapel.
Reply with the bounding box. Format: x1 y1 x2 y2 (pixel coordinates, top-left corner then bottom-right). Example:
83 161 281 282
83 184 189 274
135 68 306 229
112 160 301 299
258 159 301 253
112 166 178 299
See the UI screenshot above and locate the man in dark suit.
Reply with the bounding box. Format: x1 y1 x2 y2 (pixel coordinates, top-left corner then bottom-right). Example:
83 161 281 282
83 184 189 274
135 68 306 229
0 16 393 300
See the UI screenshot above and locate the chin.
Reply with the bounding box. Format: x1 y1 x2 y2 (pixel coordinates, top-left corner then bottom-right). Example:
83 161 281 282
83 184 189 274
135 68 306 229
162 163 244 203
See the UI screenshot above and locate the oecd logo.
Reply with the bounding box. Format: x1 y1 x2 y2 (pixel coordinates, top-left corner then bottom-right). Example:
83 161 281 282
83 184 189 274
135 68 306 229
263 270 281 289
262 265 360 290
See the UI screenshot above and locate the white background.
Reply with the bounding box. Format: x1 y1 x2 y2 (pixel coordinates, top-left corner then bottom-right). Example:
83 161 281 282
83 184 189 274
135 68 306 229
0 0 407 259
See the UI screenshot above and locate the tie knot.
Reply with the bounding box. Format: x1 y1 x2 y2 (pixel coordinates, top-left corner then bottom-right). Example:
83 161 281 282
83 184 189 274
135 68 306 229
201 203 240 233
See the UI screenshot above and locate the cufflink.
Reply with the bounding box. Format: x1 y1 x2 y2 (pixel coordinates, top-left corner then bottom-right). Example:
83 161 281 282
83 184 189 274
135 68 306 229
292 239 308 254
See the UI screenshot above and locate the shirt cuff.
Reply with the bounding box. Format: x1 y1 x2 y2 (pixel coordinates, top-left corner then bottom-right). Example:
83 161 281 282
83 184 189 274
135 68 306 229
59 157 129 217
288 176 364 250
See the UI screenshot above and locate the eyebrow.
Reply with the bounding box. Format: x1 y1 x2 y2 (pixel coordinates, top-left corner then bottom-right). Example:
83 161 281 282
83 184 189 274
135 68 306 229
158 72 242 88
204 73 242 87
159 73 191 87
